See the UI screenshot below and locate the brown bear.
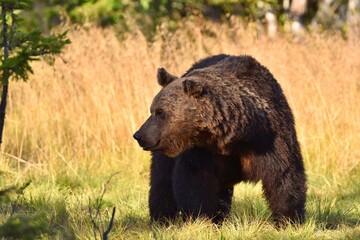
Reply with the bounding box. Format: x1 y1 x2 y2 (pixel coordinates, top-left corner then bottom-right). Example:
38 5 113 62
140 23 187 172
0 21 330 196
133 54 307 226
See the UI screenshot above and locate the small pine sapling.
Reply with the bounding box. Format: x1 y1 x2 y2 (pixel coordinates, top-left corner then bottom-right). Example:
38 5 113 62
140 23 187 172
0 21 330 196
0 0 70 145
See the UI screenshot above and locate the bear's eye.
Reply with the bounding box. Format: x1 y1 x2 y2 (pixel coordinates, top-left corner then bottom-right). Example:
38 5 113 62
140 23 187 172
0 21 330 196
154 109 165 118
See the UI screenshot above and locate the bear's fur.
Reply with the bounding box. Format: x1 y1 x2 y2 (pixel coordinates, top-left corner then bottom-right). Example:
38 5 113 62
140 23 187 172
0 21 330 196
133 54 307 226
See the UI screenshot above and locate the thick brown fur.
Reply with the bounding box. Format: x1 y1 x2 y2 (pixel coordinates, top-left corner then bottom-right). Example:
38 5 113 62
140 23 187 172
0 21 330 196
134 54 307 227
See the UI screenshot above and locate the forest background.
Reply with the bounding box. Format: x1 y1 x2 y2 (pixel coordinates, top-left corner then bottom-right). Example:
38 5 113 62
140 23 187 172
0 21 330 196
0 0 359 239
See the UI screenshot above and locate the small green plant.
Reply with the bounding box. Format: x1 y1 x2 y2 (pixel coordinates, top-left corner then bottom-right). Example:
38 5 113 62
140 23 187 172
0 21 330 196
0 0 70 145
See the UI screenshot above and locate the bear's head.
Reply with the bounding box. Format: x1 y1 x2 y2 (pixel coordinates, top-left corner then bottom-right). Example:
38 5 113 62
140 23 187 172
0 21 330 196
133 68 214 157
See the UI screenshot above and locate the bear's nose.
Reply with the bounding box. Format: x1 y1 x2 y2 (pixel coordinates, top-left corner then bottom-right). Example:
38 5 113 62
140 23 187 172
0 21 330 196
133 131 142 141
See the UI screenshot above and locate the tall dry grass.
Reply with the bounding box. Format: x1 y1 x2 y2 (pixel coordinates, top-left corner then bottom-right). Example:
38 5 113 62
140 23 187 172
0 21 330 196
2 20 359 179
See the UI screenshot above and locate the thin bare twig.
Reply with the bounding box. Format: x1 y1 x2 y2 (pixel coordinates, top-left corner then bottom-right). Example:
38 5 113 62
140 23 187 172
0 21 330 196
89 172 119 240
103 207 116 240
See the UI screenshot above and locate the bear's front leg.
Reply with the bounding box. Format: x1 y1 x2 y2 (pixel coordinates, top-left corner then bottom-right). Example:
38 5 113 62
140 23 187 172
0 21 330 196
172 150 224 223
261 158 307 227
149 151 178 223
214 187 234 224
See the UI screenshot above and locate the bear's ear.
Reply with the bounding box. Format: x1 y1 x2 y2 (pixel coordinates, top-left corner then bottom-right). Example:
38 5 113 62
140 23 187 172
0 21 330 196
182 79 209 98
157 68 178 87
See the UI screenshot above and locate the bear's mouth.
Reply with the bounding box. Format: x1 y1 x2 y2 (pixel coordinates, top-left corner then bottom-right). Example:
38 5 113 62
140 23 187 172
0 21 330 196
143 140 161 151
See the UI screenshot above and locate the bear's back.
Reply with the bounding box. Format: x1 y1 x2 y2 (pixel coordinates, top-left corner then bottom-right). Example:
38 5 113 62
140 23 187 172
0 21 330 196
182 54 229 77
183 55 283 105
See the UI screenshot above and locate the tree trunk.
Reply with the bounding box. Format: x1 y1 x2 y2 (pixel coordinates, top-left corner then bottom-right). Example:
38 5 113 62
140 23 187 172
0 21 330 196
290 0 307 18
290 0 307 36
0 3 10 146
348 0 360 42
0 84 8 145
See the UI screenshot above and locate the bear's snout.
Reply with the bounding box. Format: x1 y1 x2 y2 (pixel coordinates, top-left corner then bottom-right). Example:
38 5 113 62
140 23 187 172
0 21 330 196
133 130 160 151
133 131 142 142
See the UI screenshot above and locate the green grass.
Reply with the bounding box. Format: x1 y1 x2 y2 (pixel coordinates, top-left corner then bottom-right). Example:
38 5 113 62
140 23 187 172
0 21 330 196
1 150 359 239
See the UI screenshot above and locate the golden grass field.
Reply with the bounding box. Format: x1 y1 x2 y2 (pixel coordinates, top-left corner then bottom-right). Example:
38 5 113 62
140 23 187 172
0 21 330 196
0 20 359 238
